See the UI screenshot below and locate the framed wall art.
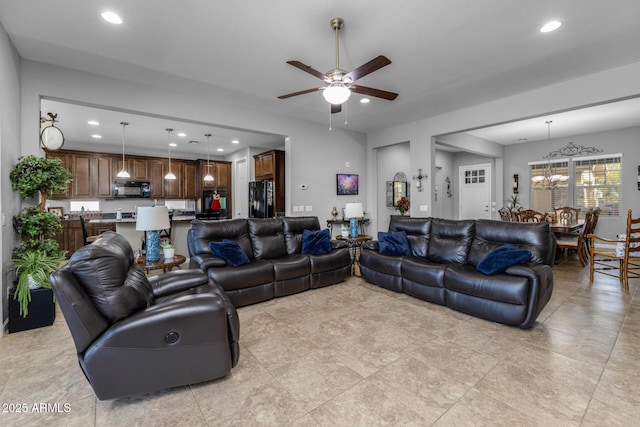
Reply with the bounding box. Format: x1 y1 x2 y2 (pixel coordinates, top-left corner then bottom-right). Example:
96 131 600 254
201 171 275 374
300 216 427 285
48 207 63 217
336 173 358 195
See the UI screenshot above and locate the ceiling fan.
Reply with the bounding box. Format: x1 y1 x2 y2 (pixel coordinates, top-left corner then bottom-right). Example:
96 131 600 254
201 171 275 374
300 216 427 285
278 17 398 114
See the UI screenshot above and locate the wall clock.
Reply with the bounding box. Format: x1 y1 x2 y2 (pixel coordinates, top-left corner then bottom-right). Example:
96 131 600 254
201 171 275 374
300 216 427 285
40 112 65 150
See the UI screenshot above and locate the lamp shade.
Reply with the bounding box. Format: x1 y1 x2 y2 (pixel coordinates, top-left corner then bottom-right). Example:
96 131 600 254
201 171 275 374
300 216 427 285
136 206 170 231
344 202 364 219
322 83 351 105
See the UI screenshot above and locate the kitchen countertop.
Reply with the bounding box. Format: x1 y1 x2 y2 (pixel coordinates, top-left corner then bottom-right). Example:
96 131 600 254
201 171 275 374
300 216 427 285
89 215 196 224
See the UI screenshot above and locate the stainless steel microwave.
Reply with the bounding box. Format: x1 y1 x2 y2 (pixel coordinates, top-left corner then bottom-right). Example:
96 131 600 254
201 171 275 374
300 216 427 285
113 181 151 198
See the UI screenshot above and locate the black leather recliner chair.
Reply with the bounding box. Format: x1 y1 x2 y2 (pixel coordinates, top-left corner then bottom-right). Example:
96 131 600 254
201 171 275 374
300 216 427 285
50 231 239 400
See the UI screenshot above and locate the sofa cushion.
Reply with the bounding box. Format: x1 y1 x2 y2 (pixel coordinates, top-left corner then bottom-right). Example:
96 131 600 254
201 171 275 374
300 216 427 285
378 231 411 256
302 228 332 255
69 232 153 323
209 240 251 267
248 218 288 259
282 216 322 254
427 218 475 264
476 244 532 275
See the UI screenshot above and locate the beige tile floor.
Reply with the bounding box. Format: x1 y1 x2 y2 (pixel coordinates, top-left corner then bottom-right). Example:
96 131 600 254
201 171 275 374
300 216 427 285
1 254 639 426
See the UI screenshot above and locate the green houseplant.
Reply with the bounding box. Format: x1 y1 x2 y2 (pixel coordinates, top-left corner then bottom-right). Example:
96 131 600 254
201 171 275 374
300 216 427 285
9 155 72 320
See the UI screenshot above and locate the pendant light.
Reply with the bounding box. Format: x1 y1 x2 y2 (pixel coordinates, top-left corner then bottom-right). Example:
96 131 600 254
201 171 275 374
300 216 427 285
116 121 130 178
203 133 214 182
164 128 176 180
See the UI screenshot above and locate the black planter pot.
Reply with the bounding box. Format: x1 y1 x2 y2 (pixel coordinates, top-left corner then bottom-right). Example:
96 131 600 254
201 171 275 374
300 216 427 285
8 287 56 333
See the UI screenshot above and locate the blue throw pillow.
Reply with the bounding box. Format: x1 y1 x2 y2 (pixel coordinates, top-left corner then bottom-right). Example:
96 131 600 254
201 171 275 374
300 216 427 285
477 244 532 275
209 239 250 267
378 231 411 256
302 228 332 255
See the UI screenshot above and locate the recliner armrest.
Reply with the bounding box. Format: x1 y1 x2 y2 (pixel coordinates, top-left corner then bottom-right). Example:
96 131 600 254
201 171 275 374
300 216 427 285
331 239 348 249
189 254 226 271
148 269 209 298
361 241 378 251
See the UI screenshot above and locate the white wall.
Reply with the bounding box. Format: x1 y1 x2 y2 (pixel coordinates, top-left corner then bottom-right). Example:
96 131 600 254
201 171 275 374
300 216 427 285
434 150 455 219
0 23 22 331
20 60 367 223
366 60 640 234
376 142 410 232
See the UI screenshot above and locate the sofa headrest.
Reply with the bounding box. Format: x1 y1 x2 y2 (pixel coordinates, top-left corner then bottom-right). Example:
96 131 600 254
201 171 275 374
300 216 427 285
389 216 432 257
68 231 153 323
469 220 553 266
188 219 255 259
282 216 321 254
427 218 475 264
248 218 288 259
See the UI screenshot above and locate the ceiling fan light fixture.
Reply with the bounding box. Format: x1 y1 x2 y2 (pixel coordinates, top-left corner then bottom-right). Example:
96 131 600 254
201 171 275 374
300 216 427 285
323 83 351 105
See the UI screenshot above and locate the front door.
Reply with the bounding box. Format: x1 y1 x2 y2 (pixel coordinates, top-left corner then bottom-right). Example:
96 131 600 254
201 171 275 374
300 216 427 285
459 163 491 220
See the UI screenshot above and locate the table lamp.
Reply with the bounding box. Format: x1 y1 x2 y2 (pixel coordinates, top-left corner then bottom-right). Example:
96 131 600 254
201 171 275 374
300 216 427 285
136 206 170 263
344 202 364 238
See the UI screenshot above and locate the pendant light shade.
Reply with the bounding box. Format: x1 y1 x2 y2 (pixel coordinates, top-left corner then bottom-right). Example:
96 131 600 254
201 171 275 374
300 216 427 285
116 121 130 178
203 133 214 182
164 128 176 180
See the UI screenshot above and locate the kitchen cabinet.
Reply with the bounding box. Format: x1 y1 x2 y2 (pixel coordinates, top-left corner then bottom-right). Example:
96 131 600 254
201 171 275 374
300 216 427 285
164 160 182 199
114 157 148 181
148 159 167 198
45 151 72 198
255 151 278 179
55 220 115 257
96 155 113 198
200 160 231 190
182 161 197 199
71 153 93 198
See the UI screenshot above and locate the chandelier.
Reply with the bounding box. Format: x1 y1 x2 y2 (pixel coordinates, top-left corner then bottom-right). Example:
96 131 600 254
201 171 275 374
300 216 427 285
531 121 568 189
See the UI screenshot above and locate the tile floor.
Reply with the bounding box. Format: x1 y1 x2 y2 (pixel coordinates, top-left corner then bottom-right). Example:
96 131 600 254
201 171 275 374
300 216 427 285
1 254 639 426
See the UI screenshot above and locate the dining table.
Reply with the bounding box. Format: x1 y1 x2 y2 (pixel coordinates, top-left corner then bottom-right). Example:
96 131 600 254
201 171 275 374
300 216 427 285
548 220 584 234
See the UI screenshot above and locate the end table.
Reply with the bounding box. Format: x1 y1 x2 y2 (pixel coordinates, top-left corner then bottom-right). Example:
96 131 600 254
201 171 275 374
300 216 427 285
335 235 372 276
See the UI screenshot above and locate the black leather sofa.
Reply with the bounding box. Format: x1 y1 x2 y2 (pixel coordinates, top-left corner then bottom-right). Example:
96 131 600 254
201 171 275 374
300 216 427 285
187 216 351 307
359 216 556 328
50 231 239 400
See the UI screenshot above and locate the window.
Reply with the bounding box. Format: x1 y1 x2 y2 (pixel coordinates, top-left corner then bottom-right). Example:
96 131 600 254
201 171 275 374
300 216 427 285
528 154 622 216
574 155 622 216
528 160 569 213
69 200 100 212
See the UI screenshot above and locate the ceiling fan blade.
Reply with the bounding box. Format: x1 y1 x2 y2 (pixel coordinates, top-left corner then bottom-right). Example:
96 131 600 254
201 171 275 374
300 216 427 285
331 104 342 114
278 87 323 99
345 55 391 82
351 85 398 101
286 61 328 81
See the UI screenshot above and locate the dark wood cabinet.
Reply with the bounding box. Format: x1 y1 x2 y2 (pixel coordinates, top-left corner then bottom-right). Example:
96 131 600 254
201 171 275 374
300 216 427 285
114 157 148 181
182 161 197 199
55 220 115 257
199 160 231 190
96 155 113 198
148 159 166 198
46 151 71 198
71 153 93 198
254 150 285 216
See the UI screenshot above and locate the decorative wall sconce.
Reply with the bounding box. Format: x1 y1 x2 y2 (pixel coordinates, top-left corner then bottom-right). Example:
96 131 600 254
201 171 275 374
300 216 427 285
413 168 427 192
513 174 519 194
445 177 453 198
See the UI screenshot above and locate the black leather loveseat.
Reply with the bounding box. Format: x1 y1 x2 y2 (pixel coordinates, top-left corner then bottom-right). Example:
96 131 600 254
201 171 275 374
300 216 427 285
187 216 351 307
359 216 556 328
50 231 240 400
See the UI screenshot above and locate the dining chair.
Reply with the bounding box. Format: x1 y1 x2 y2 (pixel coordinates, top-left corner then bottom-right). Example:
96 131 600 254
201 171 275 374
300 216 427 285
498 207 511 222
555 206 581 224
555 208 596 267
588 209 640 289
79 216 100 246
515 209 546 223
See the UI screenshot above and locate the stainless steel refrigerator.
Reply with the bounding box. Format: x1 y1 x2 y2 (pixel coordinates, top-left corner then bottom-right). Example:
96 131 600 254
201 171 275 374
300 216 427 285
249 179 274 218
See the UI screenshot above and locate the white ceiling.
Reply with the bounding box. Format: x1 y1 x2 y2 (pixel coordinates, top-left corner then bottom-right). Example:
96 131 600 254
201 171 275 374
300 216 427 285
2 0 640 156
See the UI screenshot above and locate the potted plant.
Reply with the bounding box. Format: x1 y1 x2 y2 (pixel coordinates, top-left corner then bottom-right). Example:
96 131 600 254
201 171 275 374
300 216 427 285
161 241 175 259
9 155 72 331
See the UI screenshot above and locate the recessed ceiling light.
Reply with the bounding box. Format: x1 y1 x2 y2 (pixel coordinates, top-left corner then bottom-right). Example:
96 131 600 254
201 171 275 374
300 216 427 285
91 134 102 139
217 148 224 152
231 139 239 144
518 138 528 142
360 98 371 104
188 140 199 144
540 21 562 33
101 11 123 25
169 142 177 147
87 120 99 126
177 132 186 137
